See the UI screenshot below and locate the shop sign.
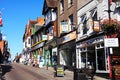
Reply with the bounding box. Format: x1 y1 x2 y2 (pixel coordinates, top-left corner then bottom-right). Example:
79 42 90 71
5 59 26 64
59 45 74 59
77 36 104 48
59 31 76 44
104 38 119 47
94 21 100 32
32 42 44 50
42 35 47 40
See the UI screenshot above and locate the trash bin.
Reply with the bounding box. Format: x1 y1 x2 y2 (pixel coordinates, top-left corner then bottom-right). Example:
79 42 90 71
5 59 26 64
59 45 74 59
74 68 87 80
56 65 64 77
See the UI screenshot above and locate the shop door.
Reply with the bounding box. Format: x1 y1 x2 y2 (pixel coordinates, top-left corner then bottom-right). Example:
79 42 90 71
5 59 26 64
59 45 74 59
96 48 106 70
87 45 96 70
81 52 87 68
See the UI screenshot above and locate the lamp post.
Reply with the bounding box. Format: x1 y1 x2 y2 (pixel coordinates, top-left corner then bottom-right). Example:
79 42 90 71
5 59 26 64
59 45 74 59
104 0 115 79
107 0 115 80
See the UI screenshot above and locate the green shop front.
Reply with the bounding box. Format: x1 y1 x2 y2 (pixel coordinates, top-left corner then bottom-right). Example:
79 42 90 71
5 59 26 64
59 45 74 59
31 41 45 67
44 38 57 67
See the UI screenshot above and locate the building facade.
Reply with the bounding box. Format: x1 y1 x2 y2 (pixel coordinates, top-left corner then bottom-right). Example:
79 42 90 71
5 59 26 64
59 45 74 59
76 0 120 78
22 19 37 64
30 17 45 67
42 0 58 67
57 0 77 70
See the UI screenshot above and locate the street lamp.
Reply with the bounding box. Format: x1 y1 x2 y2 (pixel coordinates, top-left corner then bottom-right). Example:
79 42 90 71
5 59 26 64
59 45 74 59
106 0 120 80
104 0 115 79
107 0 115 80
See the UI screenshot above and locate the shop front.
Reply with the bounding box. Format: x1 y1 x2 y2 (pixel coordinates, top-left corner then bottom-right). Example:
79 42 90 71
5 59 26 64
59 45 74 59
76 32 120 79
44 39 57 66
31 41 45 67
59 41 76 70
58 31 76 70
76 35 110 73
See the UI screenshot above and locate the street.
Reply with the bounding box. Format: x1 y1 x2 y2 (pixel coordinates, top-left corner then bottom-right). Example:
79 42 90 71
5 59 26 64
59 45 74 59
0 62 113 80
1 63 56 80
0 63 110 80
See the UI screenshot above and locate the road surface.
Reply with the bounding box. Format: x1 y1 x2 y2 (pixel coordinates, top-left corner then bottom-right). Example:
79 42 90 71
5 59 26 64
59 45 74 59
1 63 55 80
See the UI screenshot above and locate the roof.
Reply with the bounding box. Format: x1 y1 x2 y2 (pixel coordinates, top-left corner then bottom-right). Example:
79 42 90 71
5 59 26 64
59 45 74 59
35 17 44 26
46 0 57 8
29 20 37 24
42 0 57 14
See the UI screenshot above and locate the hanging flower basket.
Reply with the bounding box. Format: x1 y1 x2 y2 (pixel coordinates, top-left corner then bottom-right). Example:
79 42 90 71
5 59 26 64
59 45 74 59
101 19 120 34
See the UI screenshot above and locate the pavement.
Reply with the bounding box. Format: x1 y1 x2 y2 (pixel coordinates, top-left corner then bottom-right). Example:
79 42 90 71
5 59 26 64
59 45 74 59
41 66 109 80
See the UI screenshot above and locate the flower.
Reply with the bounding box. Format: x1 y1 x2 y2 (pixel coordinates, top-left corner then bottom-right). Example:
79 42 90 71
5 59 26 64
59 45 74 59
101 19 120 34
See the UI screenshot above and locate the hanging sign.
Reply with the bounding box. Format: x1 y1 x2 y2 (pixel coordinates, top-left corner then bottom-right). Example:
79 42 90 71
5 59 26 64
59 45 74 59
94 21 100 32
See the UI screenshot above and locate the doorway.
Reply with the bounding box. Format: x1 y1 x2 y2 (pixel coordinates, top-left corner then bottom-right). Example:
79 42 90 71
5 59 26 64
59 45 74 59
97 48 106 70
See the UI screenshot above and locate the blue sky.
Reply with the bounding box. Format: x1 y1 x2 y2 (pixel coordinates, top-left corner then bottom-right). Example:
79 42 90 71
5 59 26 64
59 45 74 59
0 0 44 59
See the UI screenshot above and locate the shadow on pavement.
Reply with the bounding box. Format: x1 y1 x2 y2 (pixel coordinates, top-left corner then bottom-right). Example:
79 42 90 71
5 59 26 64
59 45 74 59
1 64 13 80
